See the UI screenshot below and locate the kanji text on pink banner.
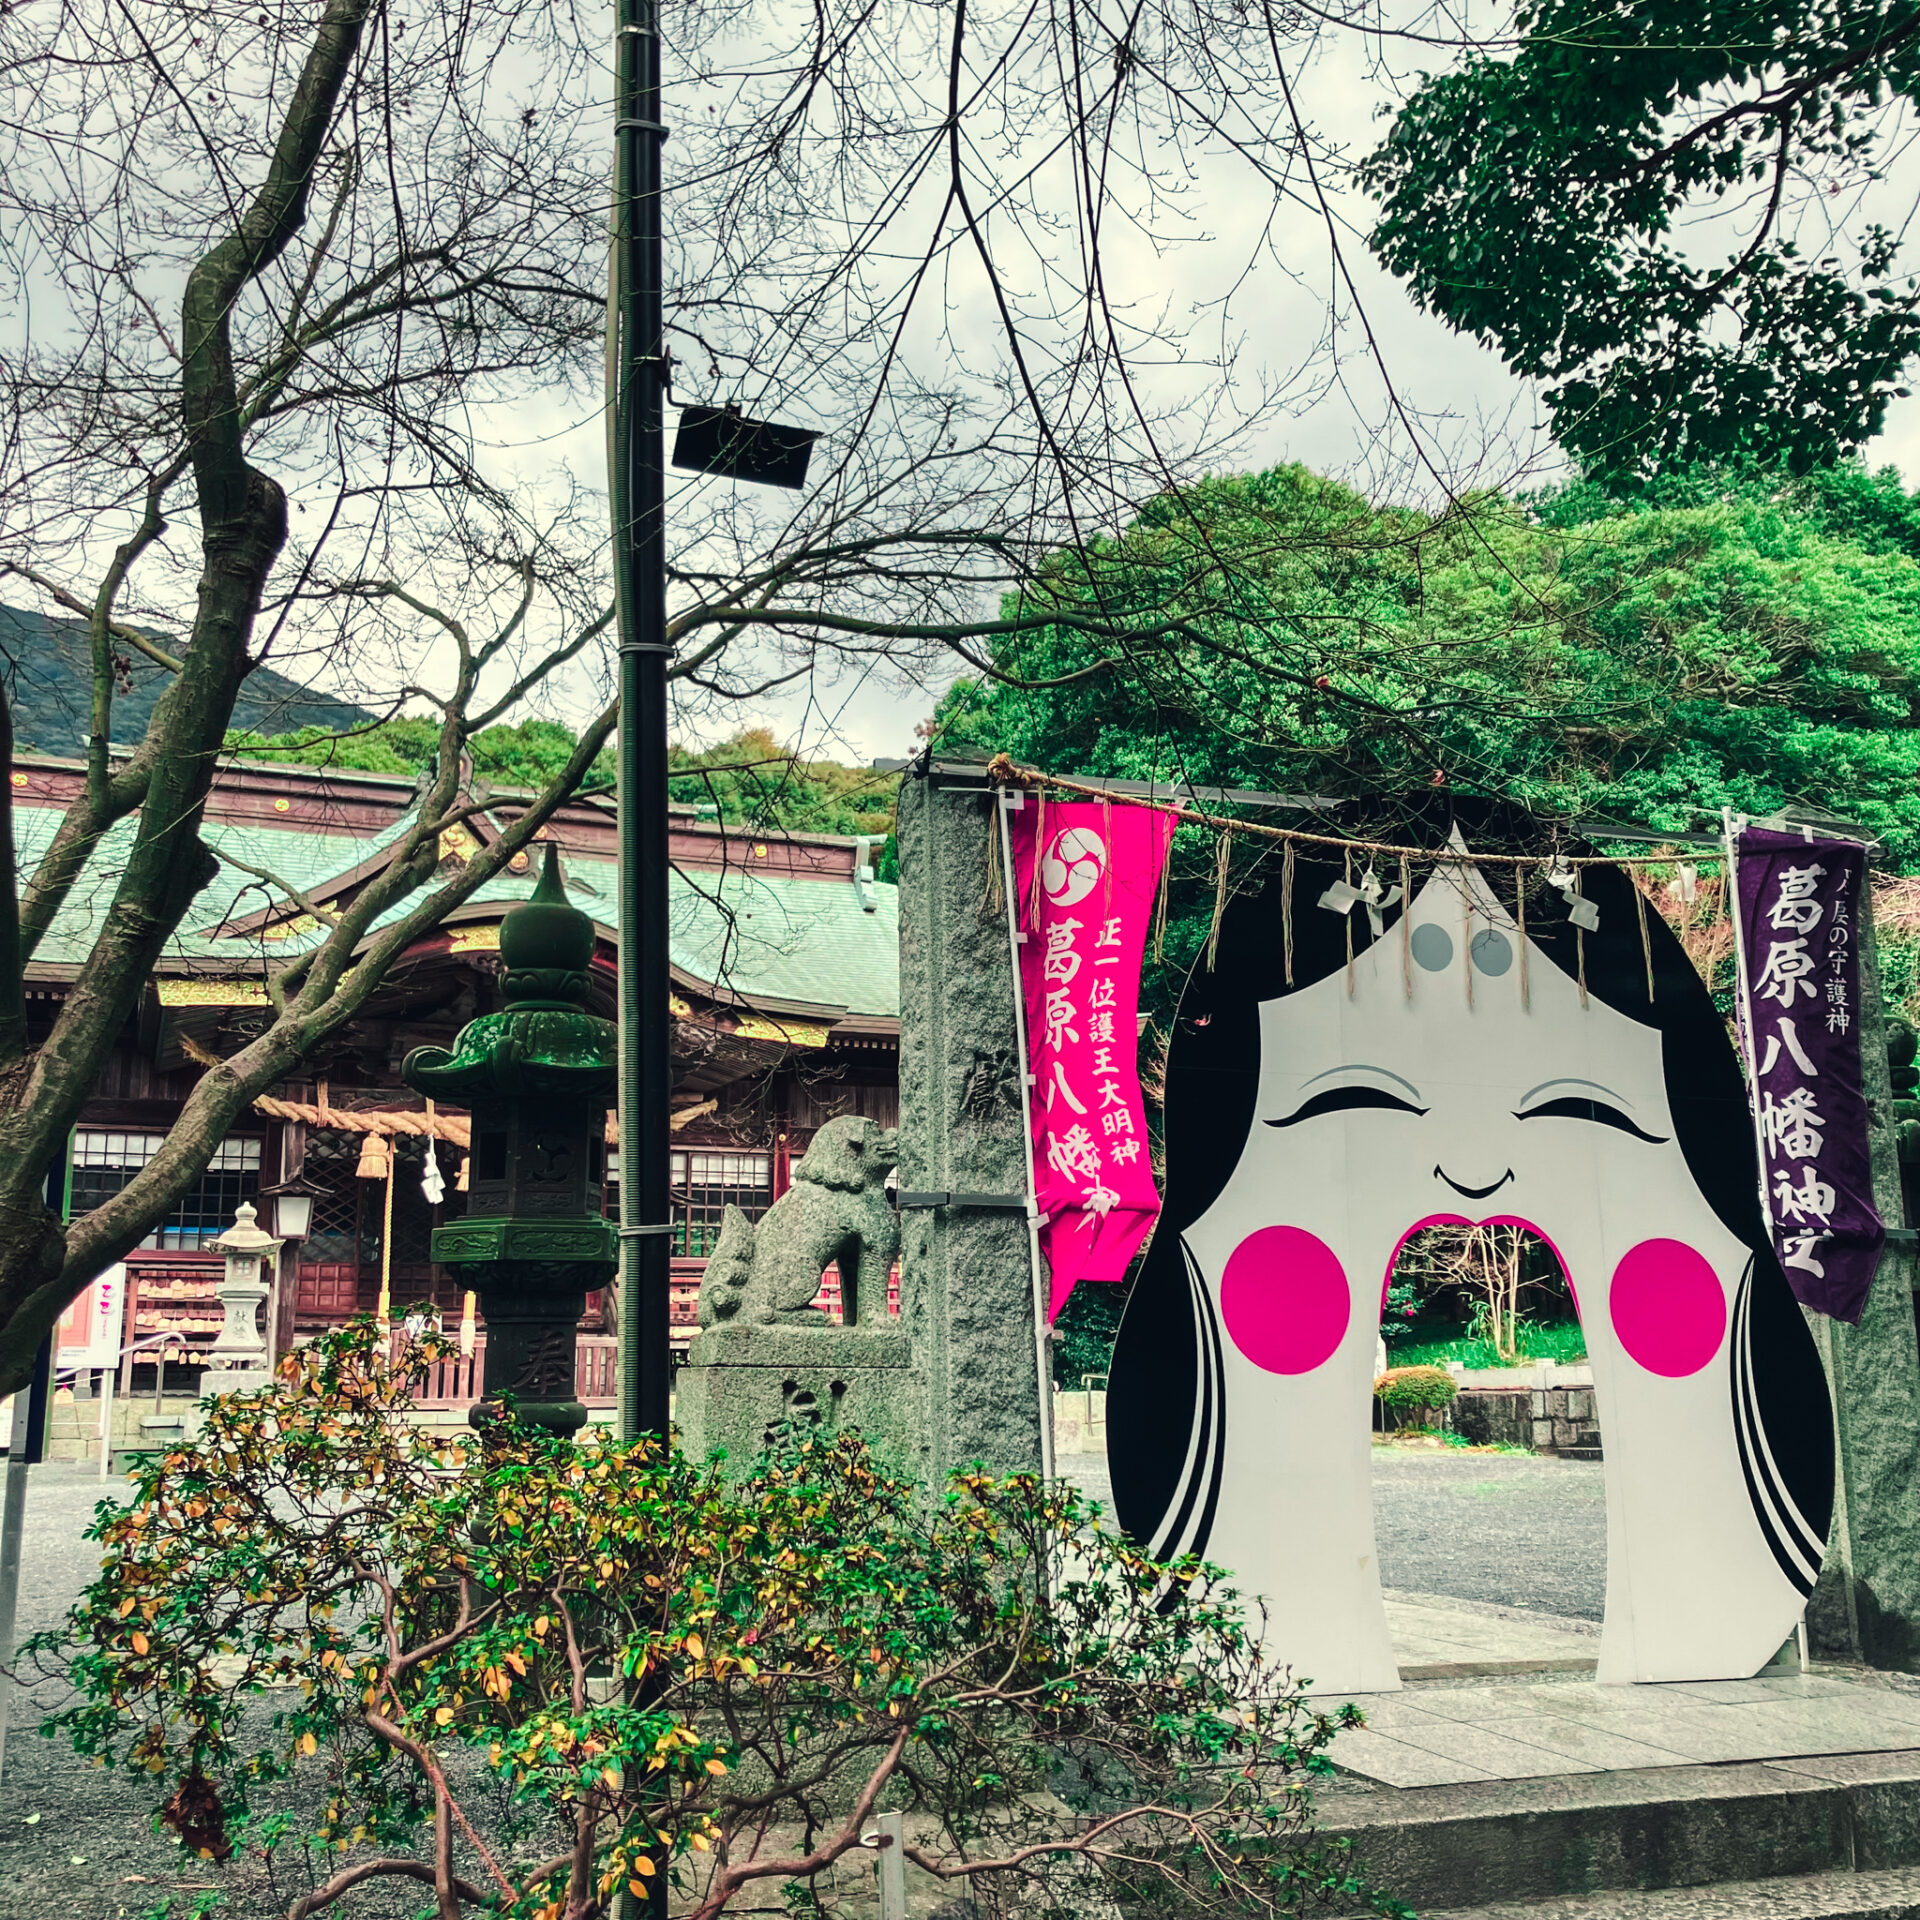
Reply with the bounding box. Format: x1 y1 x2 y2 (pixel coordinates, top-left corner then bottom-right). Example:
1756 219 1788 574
1009 798 1175 1321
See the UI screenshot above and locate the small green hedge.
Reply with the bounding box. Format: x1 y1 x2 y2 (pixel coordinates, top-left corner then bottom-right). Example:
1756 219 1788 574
1373 1364 1458 1411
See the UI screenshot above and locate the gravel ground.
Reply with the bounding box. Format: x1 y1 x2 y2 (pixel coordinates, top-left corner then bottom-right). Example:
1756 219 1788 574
1057 1443 1607 1623
0 1464 559 1919
1371 1443 1605 1621
0 1447 1606 1916
0 1462 198 1918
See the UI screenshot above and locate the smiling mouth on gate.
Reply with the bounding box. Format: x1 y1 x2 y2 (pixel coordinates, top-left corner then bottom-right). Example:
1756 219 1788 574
1433 1165 1513 1201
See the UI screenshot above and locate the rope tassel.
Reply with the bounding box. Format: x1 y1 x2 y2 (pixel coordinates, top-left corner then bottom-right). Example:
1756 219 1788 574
1205 831 1232 972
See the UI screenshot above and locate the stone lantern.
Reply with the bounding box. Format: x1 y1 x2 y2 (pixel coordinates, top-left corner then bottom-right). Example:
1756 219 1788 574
401 845 617 1435
202 1201 279 1398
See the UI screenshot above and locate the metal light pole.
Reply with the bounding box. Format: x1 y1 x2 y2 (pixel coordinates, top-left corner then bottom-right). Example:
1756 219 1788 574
611 0 672 1444
608 3 817 1445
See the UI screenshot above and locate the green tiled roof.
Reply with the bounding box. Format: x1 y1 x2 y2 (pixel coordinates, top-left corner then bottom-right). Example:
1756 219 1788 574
667 864 899 1019
15 802 901 1020
13 804 427 971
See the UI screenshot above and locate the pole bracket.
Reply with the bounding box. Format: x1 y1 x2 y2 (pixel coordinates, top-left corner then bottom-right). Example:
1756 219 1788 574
894 1190 1028 1211
618 1223 677 1238
616 118 671 139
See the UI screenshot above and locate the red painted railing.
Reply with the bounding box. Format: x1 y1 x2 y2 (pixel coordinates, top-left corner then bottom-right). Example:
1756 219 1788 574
400 1266 901 1411
401 1333 622 1411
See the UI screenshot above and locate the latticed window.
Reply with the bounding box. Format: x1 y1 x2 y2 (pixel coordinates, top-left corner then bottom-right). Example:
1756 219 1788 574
70 1131 262 1248
302 1133 370 1264
668 1149 773 1257
388 1135 439 1266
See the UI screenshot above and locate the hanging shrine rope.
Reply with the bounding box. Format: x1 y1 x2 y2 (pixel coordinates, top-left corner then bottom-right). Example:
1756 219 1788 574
984 755 1722 872
981 754 1736 1003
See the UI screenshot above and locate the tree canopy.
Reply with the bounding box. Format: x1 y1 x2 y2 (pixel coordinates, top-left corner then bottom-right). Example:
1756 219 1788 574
1363 0 1920 482
235 719 898 839
936 460 1920 867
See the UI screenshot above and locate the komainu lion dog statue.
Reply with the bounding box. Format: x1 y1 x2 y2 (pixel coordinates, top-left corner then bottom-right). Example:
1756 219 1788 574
695 1115 899 1328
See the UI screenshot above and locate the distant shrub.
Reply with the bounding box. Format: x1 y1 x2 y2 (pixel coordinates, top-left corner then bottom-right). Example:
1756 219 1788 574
1373 1365 1458 1413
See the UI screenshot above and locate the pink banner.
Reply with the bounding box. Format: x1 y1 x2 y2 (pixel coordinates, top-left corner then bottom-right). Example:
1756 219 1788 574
1009 797 1175 1320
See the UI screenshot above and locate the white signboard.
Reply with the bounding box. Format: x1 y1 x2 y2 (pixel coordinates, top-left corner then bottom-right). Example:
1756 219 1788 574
1110 845 1833 1691
56 1262 126 1371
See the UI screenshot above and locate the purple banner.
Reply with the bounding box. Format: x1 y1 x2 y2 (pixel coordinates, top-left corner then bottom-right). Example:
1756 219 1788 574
1734 826 1885 1323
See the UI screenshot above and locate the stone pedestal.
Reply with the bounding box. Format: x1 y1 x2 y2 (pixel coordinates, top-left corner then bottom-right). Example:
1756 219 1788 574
896 762 1045 1484
199 1363 274 1402
1806 902 1920 1668
457 1257 605 1437
199 1205 276 1408
678 1324 920 1476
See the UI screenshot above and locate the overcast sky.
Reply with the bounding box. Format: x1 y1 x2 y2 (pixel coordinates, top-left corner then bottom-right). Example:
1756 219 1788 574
642 23 1920 767
23 4 1920 773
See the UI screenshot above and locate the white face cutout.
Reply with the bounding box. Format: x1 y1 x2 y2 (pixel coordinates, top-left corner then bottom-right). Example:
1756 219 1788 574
1182 858 1747 1386
1154 854 1819 1693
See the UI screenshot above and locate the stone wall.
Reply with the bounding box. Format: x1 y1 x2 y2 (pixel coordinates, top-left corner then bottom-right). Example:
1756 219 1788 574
43 1387 198 1465
1448 1384 1601 1455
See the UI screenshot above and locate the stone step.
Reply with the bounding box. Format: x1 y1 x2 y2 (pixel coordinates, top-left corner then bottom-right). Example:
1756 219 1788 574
1316 1754 1920 1914
1427 1864 1920 1919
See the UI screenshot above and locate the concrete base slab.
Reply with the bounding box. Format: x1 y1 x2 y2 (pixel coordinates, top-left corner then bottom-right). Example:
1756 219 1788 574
1387 1587 1599 1680
1428 1864 1920 1918
1315 1747 1920 1913
1322 1668 1920 1787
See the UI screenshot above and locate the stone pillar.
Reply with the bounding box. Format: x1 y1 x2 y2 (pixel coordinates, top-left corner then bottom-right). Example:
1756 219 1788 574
896 761 1045 1484
1806 900 1920 1667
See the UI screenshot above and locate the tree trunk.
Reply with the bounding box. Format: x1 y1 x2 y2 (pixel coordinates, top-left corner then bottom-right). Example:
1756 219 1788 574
0 0 377 1397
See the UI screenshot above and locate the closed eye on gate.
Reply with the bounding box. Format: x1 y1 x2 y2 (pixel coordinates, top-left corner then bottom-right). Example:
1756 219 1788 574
1266 1086 1429 1127
1515 1096 1667 1144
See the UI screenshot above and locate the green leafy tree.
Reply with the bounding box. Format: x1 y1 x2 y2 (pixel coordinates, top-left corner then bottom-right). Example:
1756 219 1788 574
948 458 1920 1364
31 1324 1393 1920
940 462 1920 873
667 727 897 840
1363 0 1920 482
229 718 618 795
233 719 900 839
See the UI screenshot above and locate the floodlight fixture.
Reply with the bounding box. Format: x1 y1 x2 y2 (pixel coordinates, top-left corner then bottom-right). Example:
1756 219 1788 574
672 405 818 490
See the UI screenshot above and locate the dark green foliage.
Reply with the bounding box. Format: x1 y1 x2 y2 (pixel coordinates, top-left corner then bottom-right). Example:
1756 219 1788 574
1380 1281 1423 1345
940 461 1920 877
1051 1277 1127 1387
32 1323 1402 1920
666 725 898 838
230 718 899 839
227 715 616 794
1364 1 1920 482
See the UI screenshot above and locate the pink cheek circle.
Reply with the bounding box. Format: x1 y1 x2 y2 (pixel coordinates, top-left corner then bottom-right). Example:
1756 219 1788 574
1609 1238 1726 1378
1220 1226 1351 1375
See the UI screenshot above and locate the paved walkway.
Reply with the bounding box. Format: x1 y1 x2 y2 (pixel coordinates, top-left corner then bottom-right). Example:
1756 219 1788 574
1386 1587 1597 1678
1060 1445 1920 1796
1320 1669 1920 1788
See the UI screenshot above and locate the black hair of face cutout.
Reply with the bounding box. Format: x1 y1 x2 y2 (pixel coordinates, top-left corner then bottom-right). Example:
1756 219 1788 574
1106 820 1833 1584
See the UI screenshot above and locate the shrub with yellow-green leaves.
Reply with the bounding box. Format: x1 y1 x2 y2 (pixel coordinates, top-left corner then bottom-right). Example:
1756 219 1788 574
32 1320 1403 1920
